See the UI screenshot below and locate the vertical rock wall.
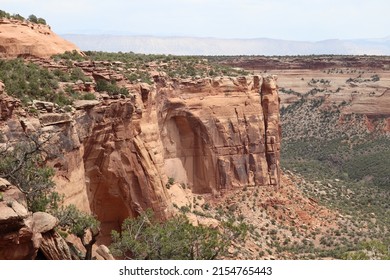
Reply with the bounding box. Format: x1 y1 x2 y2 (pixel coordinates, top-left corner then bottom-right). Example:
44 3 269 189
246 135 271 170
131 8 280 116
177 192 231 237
261 76 281 186
158 75 281 194
0 74 280 245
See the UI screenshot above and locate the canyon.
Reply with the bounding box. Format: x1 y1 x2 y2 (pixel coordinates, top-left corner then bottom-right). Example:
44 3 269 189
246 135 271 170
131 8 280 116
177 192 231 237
0 49 281 257
1 19 389 260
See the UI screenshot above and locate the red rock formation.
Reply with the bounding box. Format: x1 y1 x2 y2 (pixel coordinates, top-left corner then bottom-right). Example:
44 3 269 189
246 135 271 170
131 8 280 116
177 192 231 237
157 75 281 192
73 99 170 242
261 76 281 186
0 178 71 260
0 19 80 58
0 86 22 121
0 74 281 246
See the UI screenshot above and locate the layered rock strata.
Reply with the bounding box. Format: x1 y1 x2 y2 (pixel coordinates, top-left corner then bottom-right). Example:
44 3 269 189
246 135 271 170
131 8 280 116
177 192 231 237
0 74 280 244
157 75 281 193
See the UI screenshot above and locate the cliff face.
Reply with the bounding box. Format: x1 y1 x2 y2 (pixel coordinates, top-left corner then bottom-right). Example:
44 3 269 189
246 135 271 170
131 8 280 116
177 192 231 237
0 74 280 244
0 19 80 58
157 75 280 193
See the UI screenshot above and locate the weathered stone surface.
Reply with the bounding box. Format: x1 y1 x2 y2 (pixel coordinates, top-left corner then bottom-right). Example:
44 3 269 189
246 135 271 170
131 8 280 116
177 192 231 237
73 100 101 110
0 202 27 223
0 180 36 260
0 19 80 58
0 177 11 189
0 180 74 260
32 212 58 233
33 100 55 112
73 99 170 242
96 245 115 260
261 75 281 186
39 113 72 126
0 92 21 121
159 75 280 192
39 231 72 260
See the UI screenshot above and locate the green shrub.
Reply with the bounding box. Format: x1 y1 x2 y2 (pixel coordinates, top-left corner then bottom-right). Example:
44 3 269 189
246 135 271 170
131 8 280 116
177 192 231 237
0 10 10 19
12 14 25 21
37 18 46 25
70 67 91 82
96 79 128 96
27 14 38 23
110 210 226 260
0 133 55 212
52 50 85 62
54 204 100 260
81 93 96 100
0 59 59 103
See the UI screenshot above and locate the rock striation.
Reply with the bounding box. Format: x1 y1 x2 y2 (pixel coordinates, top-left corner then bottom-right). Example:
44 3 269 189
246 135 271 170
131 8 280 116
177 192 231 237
157 75 281 193
0 74 281 245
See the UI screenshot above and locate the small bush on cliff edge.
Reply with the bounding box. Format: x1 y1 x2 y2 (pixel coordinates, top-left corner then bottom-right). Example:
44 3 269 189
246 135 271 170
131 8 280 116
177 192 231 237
0 132 56 212
27 14 46 25
54 204 100 260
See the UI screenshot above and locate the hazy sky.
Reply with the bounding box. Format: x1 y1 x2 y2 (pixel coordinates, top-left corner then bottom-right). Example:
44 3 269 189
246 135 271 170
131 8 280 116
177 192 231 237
2 0 389 41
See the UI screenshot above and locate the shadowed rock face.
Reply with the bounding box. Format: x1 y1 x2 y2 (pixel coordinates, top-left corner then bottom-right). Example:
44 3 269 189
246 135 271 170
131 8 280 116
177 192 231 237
0 75 280 245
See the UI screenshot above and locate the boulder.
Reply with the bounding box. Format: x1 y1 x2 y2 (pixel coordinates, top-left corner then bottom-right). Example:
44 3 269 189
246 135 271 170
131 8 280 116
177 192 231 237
96 245 115 260
32 212 58 233
33 100 55 112
73 100 101 110
0 180 35 260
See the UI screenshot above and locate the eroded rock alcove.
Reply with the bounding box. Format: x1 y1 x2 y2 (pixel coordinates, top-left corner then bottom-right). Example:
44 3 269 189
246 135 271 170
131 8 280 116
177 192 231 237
158 75 280 196
162 111 217 194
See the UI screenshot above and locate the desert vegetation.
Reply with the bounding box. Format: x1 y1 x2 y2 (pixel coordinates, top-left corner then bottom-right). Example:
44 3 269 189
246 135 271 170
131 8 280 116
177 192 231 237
0 58 95 106
1 52 389 260
110 210 228 260
0 10 46 25
0 130 100 259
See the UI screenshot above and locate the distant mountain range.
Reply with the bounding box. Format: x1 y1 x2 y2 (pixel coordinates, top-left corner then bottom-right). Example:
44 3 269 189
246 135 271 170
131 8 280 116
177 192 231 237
62 34 390 55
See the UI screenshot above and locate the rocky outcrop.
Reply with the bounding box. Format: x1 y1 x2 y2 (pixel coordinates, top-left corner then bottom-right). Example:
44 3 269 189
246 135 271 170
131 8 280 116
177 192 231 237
261 76 281 186
0 178 71 259
0 85 22 121
96 245 115 260
0 19 80 58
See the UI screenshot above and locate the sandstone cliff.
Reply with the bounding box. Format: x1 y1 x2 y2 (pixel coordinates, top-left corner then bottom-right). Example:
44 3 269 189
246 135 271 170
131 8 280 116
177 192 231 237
1 72 280 245
156 75 280 192
0 18 80 58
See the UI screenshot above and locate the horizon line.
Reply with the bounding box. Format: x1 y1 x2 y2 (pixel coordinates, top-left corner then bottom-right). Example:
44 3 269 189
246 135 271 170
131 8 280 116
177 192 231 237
60 33 390 43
